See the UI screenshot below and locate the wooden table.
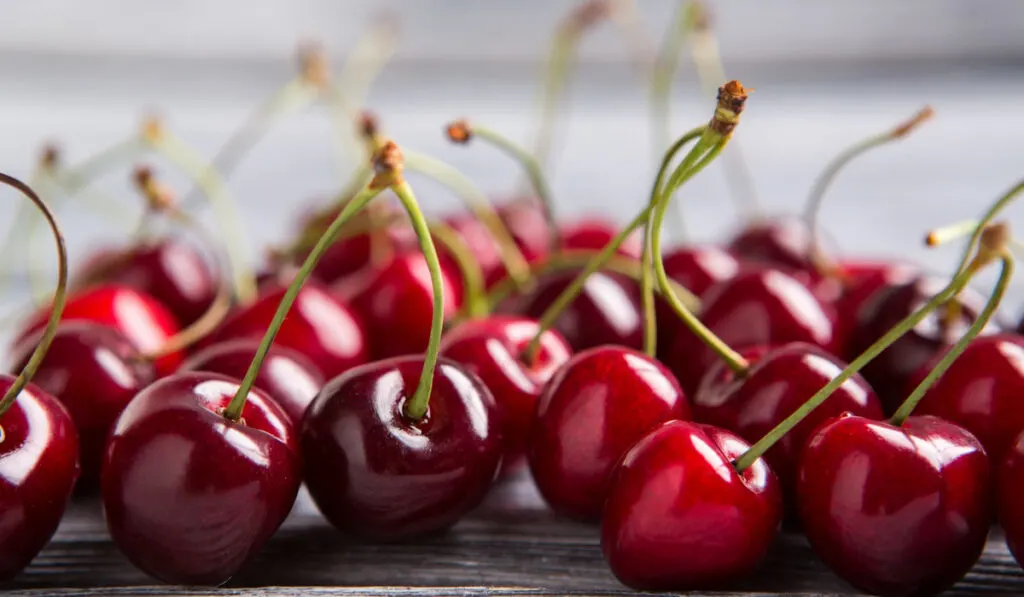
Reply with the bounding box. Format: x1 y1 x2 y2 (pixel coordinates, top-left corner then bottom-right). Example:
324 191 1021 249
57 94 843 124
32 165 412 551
6 469 1024 597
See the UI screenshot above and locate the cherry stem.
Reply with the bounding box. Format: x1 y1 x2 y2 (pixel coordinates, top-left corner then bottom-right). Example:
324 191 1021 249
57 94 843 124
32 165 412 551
52 136 144 194
429 220 488 319
946 180 1024 278
891 253 1013 426
733 258 988 473
927 219 979 247
223 179 385 421
0 173 67 419
803 106 934 269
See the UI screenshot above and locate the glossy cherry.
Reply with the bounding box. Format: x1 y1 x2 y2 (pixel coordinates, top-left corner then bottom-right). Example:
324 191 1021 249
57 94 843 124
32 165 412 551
337 252 460 360
207 280 368 378
728 216 817 274
997 429 1024 567
692 342 883 496
181 339 325 428
909 333 1024 464
602 421 781 590
9 322 155 484
798 413 991 596
102 372 300 585
497 199 551 263
443 213 506 290
17 284 182 377
302 356 503 540
0 378 79 582
528 346 689 521
834 258 919 359
662 244 743 298
663 268 839 396
441 315 572 462
75 239 217 328
850 274 984 413
560 218 641 258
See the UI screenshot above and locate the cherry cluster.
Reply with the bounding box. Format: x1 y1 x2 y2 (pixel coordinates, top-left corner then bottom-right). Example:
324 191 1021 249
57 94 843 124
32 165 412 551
1 7 1023 597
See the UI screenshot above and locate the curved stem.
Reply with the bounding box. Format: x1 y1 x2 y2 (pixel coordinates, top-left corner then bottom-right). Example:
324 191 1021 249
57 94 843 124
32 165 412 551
391 182 445 422
927 219 979 247
890 255 1012 426
223 182 385 421
733 262 985 473
0 173 67 419
948 181 1024 278
429 221 488 319
650 2 698 164
57 136 144 194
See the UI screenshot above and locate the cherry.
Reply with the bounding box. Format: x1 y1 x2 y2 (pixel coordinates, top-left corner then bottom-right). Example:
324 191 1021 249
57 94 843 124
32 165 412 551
307 221 414 285
0 379 80 582
728 216 818 275
601 421 781 590
338 251 460 360
909 333 1024 464
74 239 217 328
692 342 883 496
207 280 368 378
661 244 742 298
528 345 689 521
997 428 1024 568
181 339 324 428
497 199 551 263
560 218 641 258
302 356 502 539
663 268 840 395
440 315 571 463
798 414 991 596
9 322 155 484
17 284 183 377
102 372 300 585
834 258 919 359
849 274 984 412
443 213 506 289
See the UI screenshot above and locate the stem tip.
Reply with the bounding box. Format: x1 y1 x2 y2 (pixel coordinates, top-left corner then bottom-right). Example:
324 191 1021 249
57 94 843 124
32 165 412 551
446 120 472 144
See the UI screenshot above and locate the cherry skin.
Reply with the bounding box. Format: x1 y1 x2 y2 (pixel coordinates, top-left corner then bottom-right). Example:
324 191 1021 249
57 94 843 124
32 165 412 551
692 342 883 497
601 421 781 590
691 344 773 417
662 244 742 299
442 213 506 290
663 268 840 396
9 322 155 484
996 429 1024 567
728 216 817 274
208 280 368 379
17 284 182 377
850 274 984 413
798 413 991 596
909 333 1024 464
833 258 919 360
0 378 80 582
496 199 551 263
181 339 325 428
301 356 503 540
102 372 300 585
75 239 217 328
559 218 641 258
440 315 572 464
528 345 690 521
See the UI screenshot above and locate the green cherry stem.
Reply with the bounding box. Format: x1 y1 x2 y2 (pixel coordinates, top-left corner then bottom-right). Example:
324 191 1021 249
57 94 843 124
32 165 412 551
428 220 488 319
0 173 67 419
649 1 699 158
944 180 1024 278
55 136 144 194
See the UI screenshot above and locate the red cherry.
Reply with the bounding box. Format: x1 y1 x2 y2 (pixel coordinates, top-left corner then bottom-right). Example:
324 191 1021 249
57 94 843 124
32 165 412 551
76 239 217 328
208 280 368 378
997 429 1024 567
17 284 182 377
181 339 325 427
102 372 300 585
850 274 984 412
728 216 817 274
339 252 460 360
301 356 503 540
442 213 506 289
601 421 781 590
691 344 773 414
10 322 155 484
663 269 839 395
0 379 79 582
910 333 1024 464
834 259 919 360
308 224 415 285
559 218 641 258
441 315 572 463
662 244 742 298
528 346 689 521
798 413 991 596
692 343 883 496
497 199 550 263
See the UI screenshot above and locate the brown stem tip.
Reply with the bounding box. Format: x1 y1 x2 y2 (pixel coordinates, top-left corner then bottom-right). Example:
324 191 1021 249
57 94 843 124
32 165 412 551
687 1 711 32
133 166 176 213
359 111 380 140
371 140 404 188
298 40 329 88
446 120 472 144
141 115 165 143
570 0 611 34
710 80 751 136
40 144 61 170
891 105 935 138
978 221 1011 263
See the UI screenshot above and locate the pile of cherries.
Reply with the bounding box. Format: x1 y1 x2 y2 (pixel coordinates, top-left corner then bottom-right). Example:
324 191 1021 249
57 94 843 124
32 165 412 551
2 43 1024 597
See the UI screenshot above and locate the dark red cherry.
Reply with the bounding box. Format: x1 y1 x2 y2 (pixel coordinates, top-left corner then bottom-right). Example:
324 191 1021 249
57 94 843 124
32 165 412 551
302 356 503 540
338 252 460 360
9 322 155 484
692 343 883 496
181 339 325 427
850 274 984 413
308 224 415 285
602 421 781 590
798 414 991 596
528 346 689 521
102 372 300 585
728 216 817 274
662 244 742 298
690 344 773 416
208 280 368 378
997 429 1024 567
75 239 217 328
442 213 506 290
0 378 79 582
559 218 641 258
663 269 839 396
497 199 550 263
17 284 182 377
910 333 1024 464
440 315 572 463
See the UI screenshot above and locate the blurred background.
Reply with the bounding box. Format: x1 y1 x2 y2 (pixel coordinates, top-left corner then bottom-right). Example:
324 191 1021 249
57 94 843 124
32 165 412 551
2 0 1024 317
